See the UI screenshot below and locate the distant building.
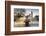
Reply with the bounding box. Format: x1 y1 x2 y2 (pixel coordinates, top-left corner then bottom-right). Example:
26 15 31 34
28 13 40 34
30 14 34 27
28 11 33 22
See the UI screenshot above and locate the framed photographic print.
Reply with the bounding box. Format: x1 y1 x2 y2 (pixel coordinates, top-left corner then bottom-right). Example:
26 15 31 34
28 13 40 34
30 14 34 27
5 1 45 35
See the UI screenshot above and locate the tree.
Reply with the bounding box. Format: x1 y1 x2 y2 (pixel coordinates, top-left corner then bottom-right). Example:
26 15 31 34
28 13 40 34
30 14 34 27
35 15 39 21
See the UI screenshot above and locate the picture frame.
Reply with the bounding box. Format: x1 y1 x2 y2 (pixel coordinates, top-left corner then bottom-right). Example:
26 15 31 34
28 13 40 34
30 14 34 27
5 1 45 35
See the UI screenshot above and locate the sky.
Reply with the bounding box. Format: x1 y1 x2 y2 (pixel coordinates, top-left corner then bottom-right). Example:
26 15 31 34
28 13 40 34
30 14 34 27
14 8 39 17
31 9 39 17
25 9 39 17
